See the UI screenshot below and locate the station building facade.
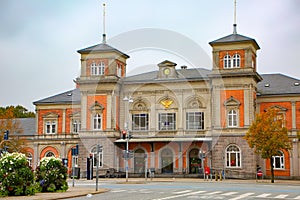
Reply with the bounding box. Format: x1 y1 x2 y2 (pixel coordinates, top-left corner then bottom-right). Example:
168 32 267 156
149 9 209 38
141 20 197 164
26 26 300 179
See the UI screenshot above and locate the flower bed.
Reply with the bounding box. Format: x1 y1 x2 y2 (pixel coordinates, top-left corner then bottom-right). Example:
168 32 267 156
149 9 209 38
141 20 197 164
0 152 37 196
35 156 68 192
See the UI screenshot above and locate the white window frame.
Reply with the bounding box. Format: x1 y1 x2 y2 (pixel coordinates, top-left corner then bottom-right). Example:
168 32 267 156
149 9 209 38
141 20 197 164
224 53 241 69
91 147 103 168
45 120 57 134
45 151 55 157
72 155 79 167
132 113 149 131
117 63 122 77
233 53 240 68
273 151 285 169
224 55 231 68
186 112 204 130
228 109 238 127
72 119 81 133
93 114 102 130
225 145 241 168
27 153 33 167
91 62 105 75
159 113 176 130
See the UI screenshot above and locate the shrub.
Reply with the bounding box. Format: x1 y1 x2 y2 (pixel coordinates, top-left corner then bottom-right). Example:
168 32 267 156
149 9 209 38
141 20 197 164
0 152 37 197
35 156 68 192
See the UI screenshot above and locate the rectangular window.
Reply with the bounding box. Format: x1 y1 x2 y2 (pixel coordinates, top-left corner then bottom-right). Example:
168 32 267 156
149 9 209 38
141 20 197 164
186 112 204 130
93 151 103 168
132 113 149 131
45 121 56 134
159 113 176 130
72 120 81 133
72 155 78 167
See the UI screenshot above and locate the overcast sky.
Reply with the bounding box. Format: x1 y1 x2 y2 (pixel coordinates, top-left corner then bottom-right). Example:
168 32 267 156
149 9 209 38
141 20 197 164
0 0 299 111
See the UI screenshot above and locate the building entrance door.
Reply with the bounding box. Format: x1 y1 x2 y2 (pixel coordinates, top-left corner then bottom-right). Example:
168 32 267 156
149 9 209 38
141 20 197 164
189 148 202 174
161 148 173 173
134 149 145 173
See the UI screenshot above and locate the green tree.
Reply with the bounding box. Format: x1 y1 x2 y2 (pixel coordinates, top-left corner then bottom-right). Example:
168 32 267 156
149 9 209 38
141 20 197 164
0 105 35 118
245 108 291 183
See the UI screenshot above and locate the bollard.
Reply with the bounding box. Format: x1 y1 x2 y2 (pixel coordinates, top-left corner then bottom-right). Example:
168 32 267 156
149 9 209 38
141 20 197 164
219 172 222 181
215 172 218 181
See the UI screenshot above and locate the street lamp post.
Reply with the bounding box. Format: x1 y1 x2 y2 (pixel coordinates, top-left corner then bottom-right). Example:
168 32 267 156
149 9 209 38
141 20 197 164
123 96 133 182
96 144 102 191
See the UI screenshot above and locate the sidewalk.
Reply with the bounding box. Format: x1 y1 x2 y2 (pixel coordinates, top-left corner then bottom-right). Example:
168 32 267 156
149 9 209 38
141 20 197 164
2 187 109 200
2 178 300 200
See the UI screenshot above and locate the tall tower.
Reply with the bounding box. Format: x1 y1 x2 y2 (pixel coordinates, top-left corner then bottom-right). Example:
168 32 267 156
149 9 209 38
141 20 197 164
75 3 129 171
208 1 262 177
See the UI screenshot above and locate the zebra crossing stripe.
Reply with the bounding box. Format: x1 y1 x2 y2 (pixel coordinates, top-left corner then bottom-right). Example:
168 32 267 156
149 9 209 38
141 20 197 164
256 193 271 198
173 190 192 194
274 194 289 198
229 192 254 200
294 195 300 199
205 191 222 195
111 189 126 193
222 192 238 196
152 190 206 200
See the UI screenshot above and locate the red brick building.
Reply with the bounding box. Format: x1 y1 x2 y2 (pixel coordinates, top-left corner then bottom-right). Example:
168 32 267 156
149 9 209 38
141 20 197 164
22 23 300 179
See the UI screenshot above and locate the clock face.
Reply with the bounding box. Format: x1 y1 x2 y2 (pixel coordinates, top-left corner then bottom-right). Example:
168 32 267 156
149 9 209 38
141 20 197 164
163 68 170 75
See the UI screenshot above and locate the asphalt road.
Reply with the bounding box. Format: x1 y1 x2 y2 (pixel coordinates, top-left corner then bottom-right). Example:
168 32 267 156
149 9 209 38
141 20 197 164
68 179 300 200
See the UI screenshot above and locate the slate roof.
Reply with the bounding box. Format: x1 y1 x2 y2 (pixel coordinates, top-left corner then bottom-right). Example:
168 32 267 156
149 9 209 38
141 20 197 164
124 68 211 83
17 118 36 135
209 33 260 50
258 74 300 96
33 88 81 105
77 43 130 58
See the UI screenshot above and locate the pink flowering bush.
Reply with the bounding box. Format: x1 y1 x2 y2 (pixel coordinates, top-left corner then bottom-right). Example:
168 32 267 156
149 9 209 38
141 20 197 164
0 152 37 196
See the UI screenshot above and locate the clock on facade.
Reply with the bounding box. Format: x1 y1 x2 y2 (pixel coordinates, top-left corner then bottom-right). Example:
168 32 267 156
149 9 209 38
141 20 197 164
163 68 170 75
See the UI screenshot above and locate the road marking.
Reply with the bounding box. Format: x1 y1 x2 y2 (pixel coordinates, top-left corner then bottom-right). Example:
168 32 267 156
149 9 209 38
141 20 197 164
294 196 300 199
229 192 254 200
173 190 192 194
206 191 222 195
111 189 126 193
256 193 271 198
152 191 206 200
274 194 289 198
222 192 238 196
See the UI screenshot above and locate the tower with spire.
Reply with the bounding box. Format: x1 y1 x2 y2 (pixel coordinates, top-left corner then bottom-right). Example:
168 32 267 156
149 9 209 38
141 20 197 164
75 3 129 169
208 0 262 176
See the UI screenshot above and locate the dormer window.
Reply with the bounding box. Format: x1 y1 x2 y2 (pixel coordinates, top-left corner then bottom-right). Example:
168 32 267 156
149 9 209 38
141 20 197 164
223 53 240 69
91 62 105 76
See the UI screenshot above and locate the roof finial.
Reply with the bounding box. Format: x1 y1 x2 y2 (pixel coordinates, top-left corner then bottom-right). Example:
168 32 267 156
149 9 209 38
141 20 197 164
102 3 106 43
233 0 237 34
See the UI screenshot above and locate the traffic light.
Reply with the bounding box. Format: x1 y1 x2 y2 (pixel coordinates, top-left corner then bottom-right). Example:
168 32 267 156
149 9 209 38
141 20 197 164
122 130 126 139
3 130 9 140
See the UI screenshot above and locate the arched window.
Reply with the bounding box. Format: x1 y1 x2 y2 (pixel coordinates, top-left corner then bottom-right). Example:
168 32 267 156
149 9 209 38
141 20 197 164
228 110 237 127
233 53 240 68
226 145 241 168
45 151 55 157
272 151 285 169
224 55 231 68
93 114 102 130
91 62 97 75
27 153 33 167
99 61 105 75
